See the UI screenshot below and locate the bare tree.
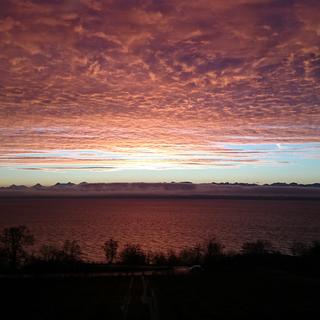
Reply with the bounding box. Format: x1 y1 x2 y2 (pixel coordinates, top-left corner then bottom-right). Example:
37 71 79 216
204 238 224 265
61 240 82 262
103 238 119 264
0 225 34 269
39 240 82 263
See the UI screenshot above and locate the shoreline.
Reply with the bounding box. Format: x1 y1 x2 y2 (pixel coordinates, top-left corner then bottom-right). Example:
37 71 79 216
1 194 320 200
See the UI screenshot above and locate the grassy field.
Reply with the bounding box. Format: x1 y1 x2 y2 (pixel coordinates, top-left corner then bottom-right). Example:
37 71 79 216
0 268 319 319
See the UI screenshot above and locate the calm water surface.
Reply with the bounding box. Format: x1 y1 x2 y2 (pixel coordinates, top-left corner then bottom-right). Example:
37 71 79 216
0 198 319 261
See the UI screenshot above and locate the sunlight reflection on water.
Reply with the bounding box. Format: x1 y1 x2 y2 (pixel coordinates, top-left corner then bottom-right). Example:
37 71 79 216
0 198 319 261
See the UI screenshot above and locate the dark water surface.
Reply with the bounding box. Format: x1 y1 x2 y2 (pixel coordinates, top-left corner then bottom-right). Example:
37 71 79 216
0 198 319 261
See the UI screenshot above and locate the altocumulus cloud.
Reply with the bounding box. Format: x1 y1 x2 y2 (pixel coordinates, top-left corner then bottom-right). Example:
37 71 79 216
0 0 319 171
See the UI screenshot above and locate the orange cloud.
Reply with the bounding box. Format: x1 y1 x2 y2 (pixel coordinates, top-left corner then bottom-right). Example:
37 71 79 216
0 0 319 171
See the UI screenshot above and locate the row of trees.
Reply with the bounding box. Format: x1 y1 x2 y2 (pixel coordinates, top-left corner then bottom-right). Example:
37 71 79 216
0 225 319 271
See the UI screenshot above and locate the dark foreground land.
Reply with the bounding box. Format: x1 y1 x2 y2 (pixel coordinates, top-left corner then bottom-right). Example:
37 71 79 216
1 225 319 319
1 268 319 320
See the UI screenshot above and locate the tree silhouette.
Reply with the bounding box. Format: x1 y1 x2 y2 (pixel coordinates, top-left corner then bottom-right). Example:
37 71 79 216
291 241 320 258
60 240 82 262
103 238 119 264
39 244 60 262
291 242 308 256
151 251 167 265
241 240 273 255
0 225 34 270
40 240 82 262
203 238 224 265
179 244 203 265
119 244 147 265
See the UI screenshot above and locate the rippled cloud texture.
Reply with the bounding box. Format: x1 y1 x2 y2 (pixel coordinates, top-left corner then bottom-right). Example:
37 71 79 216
0 0 319 183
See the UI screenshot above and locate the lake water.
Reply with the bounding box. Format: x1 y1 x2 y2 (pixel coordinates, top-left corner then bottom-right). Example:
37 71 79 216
0 198 319 261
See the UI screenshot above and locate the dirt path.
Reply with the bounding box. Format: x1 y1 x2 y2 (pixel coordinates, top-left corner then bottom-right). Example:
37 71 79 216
122 276 158 320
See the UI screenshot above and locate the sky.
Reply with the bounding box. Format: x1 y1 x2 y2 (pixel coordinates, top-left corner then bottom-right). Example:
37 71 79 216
0 0 319 186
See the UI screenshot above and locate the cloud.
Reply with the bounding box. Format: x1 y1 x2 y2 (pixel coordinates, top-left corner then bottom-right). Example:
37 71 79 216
0 0 319 171
13 166 116 172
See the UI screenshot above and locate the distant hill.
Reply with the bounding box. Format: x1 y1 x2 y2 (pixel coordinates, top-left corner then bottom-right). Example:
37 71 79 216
0 182 320 199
